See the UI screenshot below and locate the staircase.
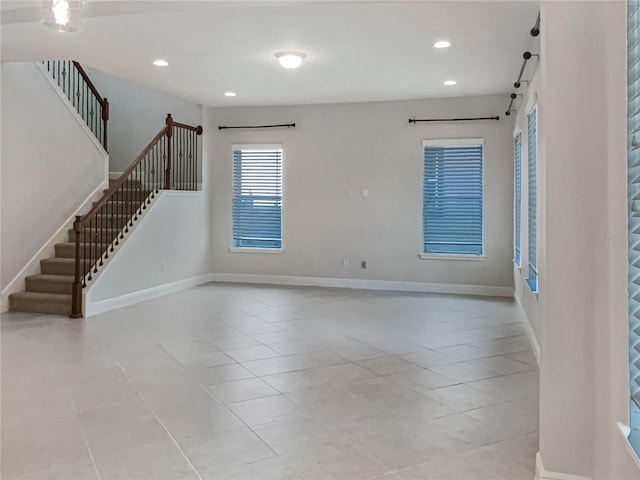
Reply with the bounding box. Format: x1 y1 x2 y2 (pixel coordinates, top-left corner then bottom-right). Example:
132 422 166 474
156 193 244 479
8 61 202 318
9 180 147 315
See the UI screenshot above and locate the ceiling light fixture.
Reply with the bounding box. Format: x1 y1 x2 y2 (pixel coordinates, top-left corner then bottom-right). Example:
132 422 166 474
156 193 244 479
443 80 457 86
224 92 237 97
42 0 85 33
275 51 306 69
153 59 169 67
433 40 452 49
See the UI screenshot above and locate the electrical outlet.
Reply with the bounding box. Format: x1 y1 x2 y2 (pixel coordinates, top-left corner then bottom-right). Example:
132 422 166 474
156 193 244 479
361 260 367 269
343 259 349 268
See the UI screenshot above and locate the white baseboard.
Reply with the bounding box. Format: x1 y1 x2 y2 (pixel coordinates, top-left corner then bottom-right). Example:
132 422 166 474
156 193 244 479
208 273 513 297
84 274 212 317
84 270 512 318
1 179 108 313
535 453 593 480
514 291 541 366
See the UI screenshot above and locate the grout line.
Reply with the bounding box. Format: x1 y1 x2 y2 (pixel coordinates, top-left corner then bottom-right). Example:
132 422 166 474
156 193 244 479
114 359 205 480
65 391 103 480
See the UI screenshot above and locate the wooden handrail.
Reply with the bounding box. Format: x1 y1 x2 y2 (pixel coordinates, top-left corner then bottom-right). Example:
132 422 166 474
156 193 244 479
173 121 203 134
72 61 108 109
70 114 203 318
72 61 109 151
77 127 167 227
43 61 109 151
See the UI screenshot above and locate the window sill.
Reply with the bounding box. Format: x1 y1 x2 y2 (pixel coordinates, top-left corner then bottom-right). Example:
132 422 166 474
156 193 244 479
419 254 486 261
229 248 283 254
513 260 522 270
616 422 640 471
526 277 538 295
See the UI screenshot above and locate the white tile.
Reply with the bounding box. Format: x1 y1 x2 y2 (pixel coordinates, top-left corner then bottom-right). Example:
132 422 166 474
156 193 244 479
470 355 536 375
224 345 281 362
386 369 460 392
401 349 457 368
226 394 301 426
174 350 235 369
93 438 199 480
424 383 502 412
262 369 328 393
209 377 280 403
192 363 255 385
159 404 246 443
180 427 277 476
2 461 98 480
241 357 302 376
358 356 423 375
2 285 537 480
428 361 498 383
398 454 502 480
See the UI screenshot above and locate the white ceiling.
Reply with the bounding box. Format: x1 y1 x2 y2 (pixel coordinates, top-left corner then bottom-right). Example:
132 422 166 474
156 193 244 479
0 1 539 107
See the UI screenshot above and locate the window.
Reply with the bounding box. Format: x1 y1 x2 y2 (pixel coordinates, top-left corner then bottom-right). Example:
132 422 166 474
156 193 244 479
527 107 538 292
232 145 282 249
627 0 640 456
514 132 522 267
422 139 483 256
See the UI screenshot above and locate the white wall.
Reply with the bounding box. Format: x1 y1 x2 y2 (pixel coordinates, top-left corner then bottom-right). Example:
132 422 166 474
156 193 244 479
84 66 203 174
0 62 107 290
524 2 640 479
206 96 514 292
512 39 543 360
84 191 211 315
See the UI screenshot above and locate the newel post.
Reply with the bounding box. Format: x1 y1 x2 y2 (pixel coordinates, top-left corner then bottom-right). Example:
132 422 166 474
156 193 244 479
165 113 173 189
102 98 109 152
70 216 83 318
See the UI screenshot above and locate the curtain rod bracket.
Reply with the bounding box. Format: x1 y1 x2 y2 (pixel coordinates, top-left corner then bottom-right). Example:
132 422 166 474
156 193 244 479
530 13 541 37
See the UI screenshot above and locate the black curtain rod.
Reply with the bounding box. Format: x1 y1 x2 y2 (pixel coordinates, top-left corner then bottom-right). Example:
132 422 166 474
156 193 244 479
514 51 538 89
505 93 522 117
409 116 499 123
218 123 295 130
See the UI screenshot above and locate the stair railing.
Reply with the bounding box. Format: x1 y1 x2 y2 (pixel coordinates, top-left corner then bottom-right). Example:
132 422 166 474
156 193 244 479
42 60 109 151
70 114 203 318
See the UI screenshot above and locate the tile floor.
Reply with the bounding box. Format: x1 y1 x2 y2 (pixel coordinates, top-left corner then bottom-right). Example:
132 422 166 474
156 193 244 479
1 284 539 480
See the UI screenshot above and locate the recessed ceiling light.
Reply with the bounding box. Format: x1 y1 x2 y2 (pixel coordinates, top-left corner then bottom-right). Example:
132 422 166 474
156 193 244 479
153 59 169 67
443 80 457 86
433 41 452 49
275 51 306 69
224 92 237 97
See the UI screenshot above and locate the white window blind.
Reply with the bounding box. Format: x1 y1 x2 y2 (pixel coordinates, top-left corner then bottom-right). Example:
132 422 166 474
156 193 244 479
627 0 640 455
527 107 538 292
232 146 282 249
422 140 483 256
514 132 522 267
